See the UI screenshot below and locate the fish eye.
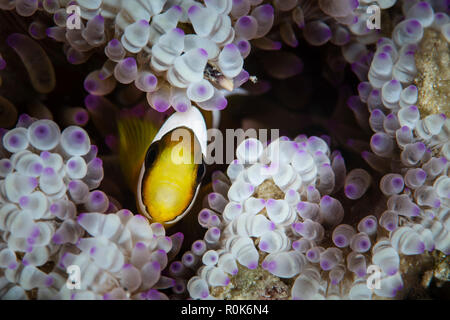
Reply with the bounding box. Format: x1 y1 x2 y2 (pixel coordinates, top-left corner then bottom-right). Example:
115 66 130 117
145 143 158 168
196 159 206 183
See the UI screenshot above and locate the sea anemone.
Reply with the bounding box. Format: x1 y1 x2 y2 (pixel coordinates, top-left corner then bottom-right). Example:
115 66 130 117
1 0 278 113
56 212 184 300
0 116 107 299
186 129 448 299
0 116 186 299
181 0 450 300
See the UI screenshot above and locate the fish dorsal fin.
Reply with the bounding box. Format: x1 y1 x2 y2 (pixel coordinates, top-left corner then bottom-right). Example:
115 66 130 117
118 114 159 191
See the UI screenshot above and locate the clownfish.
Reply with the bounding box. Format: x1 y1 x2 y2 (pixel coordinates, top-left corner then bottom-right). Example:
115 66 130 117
118 107 210 226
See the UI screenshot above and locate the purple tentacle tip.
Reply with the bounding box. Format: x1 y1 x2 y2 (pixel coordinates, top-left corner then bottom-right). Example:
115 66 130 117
387 267 397 276
152 261 161 270
320 260 330 270
269 221 276 231
77 213 86 223
135 242 146 249
261 4 274 15
357 269 366 277
188 5 199 15
52 234 63 244
174 232 184 240
259 241 268 251
417 241 425 253
45 276 54 287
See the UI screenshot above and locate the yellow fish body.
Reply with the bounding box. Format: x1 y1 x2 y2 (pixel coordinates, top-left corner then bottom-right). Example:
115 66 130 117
118 107 209 226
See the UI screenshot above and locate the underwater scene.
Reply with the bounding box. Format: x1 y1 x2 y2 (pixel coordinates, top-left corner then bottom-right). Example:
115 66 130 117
0 0 449 301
